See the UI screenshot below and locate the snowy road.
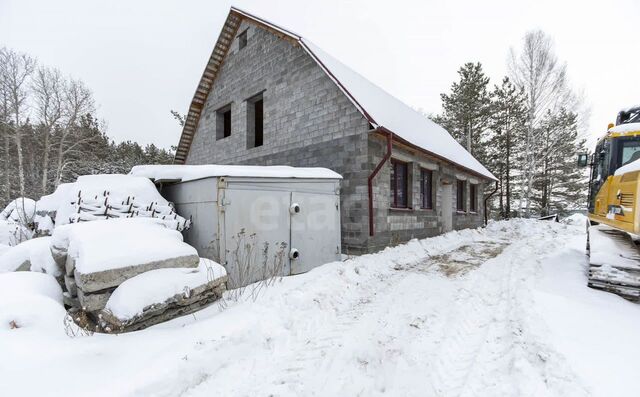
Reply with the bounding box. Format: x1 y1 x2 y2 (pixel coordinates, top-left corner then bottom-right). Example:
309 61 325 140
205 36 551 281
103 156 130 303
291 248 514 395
3 219 640 396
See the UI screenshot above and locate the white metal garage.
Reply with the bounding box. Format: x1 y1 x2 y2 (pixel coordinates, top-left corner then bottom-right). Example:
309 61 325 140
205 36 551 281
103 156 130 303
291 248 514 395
130 165 342 288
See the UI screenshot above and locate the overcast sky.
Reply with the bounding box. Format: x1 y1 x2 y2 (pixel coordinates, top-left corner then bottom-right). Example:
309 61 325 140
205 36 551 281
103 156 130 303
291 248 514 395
1 0 638 150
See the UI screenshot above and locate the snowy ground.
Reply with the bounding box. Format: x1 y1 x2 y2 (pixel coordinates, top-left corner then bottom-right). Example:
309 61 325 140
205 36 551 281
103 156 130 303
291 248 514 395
3 219 640 396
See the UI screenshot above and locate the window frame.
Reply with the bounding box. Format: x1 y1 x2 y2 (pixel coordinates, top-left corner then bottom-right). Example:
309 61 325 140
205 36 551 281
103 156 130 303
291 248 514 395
420 168 433 210
215 104 232 141
390 159 409 209
456 179 466 212
246 93 264 149
469 183 478 213
238 29 248 50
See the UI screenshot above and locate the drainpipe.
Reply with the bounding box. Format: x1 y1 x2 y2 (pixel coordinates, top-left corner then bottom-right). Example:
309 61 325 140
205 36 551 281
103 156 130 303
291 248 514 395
484 180 499 226
368 130 393 236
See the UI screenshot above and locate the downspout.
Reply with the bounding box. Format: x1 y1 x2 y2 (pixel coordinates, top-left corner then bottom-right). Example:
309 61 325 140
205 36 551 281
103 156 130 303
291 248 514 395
484 180 499 226
368 129 393 236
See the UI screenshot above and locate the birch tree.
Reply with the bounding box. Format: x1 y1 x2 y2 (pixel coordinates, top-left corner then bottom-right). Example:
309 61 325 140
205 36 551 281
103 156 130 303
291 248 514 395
53 78 96 186
508 30 576 216
0 47 36 196
32 66 63 195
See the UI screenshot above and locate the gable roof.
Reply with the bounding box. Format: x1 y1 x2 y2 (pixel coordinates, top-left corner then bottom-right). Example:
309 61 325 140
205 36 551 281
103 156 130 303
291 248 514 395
174 7 497 181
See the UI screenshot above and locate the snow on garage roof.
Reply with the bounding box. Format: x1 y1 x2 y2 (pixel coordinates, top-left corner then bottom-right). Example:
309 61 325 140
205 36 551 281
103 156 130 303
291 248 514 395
130 164 342 182
174 7 496 181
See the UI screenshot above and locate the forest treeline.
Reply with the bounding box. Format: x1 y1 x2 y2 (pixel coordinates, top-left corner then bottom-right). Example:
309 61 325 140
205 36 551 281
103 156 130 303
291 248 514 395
2 29 587 217
0 47 173 208
433 30 588 218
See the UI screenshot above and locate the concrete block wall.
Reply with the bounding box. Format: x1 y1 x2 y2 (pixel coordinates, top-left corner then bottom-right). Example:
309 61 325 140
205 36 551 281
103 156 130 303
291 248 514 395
185 20 371 252
364 134 485 253
184 18 487 255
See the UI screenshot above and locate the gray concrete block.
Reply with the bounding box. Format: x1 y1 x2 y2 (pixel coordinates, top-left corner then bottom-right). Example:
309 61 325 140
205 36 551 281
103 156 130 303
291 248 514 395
77 288 111 312
64 274 77 297
101 276 227 333
74 254 199 293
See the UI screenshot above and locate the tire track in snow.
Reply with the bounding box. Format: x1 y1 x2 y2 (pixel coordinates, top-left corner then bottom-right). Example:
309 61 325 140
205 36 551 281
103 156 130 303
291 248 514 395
426 226 590 397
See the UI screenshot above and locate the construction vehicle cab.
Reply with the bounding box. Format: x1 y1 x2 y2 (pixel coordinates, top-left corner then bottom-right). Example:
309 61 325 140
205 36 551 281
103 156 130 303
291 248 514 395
583 106 640 233
579 105 640 300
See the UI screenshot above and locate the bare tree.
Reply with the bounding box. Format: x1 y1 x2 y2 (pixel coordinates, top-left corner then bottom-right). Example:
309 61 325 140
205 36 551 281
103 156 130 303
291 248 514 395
0 47 36 197
32 66 63 195
53 78 95 186
0 49 12 203
508 30 577 216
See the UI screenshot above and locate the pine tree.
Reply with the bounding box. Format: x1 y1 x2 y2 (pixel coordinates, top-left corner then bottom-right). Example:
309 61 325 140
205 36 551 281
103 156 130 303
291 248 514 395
434 62 492 165
488 77 528 219
532 109 587 215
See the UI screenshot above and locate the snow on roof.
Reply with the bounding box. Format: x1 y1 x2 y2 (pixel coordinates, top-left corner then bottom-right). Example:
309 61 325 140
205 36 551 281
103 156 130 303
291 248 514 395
609 122 640 135
299 39 495 180
175 7 496 181
130 164 342 182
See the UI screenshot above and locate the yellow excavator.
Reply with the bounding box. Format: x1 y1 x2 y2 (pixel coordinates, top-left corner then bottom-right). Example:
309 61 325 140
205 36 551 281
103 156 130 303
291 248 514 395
580 105 640 300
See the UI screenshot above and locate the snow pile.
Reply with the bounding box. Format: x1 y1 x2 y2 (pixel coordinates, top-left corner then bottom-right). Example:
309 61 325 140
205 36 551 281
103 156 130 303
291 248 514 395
0 272 65 332
34 214 54 235
0 197 37 223
54 174 190 231
562 213 588 226
35 183 75 220
130 164 343 182
0 243 10 256
102 258 227 331
0 237 59 276
0 219 33 246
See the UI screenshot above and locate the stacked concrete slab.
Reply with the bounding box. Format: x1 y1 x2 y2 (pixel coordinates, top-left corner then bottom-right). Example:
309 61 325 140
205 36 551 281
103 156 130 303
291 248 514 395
50 218 227 332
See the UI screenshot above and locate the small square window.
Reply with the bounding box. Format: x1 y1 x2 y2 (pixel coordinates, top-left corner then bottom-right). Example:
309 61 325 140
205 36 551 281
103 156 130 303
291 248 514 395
238 30 248 50
216 105 231 140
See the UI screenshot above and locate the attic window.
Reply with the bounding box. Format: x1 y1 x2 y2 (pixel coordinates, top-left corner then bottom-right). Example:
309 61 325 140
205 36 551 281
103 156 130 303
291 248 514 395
216 105 231 140
238 30 248 50
247 93 264 148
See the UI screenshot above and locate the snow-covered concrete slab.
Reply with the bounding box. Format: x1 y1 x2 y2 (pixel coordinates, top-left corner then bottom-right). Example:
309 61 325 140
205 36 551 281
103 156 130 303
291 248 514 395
102 258 227 332
52 218 199 293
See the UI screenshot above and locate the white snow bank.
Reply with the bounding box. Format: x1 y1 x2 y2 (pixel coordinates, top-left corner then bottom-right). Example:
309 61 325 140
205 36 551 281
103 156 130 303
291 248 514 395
562 213 588 226
36 183 74 215
0 243 9 256
105 258 226 321
34 214 54 235
0 237 60 275
57 218 197 274
300 39 496 181
0 271 63 303
1 197 36 223
615 157 640 176
0 219 33 246
609 122 640 134
130 164 343 182
0 272 64 332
